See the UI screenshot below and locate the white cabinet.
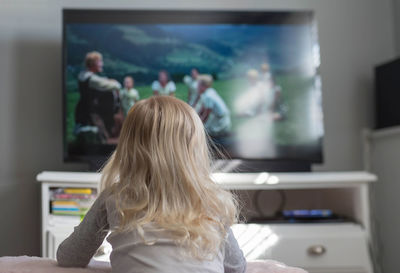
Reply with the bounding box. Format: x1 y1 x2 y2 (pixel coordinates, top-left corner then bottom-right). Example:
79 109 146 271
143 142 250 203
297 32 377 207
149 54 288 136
46 228 73 259
37 171 376 273
232 223 371 273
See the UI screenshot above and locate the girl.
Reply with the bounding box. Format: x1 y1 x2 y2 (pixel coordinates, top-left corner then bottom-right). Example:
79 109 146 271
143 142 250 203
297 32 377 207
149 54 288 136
57 96 246 273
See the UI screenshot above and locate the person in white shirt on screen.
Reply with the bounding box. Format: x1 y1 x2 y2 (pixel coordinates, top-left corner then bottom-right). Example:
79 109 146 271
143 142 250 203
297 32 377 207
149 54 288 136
235 68 280 119
152 70 176 96
260 62 272 82
120 76 140 117
183 68 199 106
234 69 266 117
233 68 278 158
260 63 284 120
193 74 231 137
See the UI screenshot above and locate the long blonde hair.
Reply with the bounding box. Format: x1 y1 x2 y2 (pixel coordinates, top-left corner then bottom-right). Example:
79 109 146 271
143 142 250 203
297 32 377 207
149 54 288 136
100 96 237 259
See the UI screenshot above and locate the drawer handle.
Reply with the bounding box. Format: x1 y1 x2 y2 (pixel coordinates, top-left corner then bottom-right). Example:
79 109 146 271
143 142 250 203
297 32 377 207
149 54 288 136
307 245 326 256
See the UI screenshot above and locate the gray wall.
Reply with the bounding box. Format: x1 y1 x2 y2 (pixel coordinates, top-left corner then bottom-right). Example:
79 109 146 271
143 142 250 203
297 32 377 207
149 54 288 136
370 130 400 273
393 0 400 54
371 2 400 273
0 0 396 255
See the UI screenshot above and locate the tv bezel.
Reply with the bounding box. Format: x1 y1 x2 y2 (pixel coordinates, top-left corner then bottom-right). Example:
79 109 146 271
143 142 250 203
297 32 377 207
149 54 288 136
62 9 324 168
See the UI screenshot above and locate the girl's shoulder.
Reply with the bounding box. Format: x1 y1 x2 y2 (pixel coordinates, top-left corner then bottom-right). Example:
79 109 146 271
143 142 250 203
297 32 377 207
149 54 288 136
97 187 120 226
97 187 117 207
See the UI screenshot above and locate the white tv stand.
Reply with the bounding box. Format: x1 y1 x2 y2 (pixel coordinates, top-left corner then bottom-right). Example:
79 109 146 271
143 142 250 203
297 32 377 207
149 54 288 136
37 171 376 273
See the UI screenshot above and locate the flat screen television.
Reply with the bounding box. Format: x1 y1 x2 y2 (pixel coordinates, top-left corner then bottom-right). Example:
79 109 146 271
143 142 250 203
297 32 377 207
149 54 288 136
63 9 324 171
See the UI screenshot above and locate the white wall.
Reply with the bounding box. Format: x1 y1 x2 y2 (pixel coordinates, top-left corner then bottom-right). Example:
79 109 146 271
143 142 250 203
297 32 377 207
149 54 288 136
0 0 396 255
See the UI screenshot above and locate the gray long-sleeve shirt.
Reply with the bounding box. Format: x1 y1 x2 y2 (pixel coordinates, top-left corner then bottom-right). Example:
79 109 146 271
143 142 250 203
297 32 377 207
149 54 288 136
57 190 246 273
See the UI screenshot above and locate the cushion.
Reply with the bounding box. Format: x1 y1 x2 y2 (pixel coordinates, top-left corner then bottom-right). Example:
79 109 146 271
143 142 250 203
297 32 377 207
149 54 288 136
0 256 307 273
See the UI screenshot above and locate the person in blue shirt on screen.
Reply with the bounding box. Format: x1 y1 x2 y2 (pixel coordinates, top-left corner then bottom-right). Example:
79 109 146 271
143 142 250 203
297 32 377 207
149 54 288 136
193 74 231 138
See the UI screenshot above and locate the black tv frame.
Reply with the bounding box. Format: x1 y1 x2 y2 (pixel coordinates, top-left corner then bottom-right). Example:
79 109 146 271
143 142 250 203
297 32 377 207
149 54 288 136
62 9 323 172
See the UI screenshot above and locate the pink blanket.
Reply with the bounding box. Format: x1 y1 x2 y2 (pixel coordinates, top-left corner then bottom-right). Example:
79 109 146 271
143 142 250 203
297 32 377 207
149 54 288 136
0 256 307 273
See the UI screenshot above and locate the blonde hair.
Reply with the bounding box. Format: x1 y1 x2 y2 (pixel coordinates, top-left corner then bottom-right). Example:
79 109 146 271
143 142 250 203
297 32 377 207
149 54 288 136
197 74 213 87
85 51 102 68
100 96 237 259
247 69 259 80
261 63 270 72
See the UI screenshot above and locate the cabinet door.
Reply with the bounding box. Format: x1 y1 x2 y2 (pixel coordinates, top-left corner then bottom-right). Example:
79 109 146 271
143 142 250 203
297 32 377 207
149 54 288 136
307 269 366 273
232 223 372 273
46 229 71 259
46 229 112 262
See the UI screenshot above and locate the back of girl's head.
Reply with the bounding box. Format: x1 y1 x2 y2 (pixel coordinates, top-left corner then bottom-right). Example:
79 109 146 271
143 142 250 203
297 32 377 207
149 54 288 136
101 96 237 259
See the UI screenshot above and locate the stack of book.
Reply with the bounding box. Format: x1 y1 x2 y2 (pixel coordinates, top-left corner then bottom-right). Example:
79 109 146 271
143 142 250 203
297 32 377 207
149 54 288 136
50 188 97 217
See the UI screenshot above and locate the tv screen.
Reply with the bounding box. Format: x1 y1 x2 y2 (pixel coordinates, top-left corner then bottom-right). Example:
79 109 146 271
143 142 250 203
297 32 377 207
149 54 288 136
63 9 324 164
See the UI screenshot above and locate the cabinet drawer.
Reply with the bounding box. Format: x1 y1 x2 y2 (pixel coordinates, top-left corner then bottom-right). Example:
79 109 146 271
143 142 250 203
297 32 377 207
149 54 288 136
306 269 366 273
232 223 372 272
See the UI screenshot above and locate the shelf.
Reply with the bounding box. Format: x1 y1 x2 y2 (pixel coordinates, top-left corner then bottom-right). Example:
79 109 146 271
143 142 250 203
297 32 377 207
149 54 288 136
37 172 101 184
37 171 376 190
213 171 376 190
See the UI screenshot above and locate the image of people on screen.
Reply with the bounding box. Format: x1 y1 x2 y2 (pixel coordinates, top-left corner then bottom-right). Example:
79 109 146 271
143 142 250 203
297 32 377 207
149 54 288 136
233 67 279 158
65 22 324 160
183 68 199 107
152 70 176 96
74 51 123 144
260 63 286 121
193 74 231 142
120 76 140 117
235 65 283 120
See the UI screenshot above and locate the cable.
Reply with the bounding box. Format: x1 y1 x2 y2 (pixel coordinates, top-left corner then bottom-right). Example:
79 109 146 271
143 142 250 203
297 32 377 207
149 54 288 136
275 190 286 217
252 190 287 219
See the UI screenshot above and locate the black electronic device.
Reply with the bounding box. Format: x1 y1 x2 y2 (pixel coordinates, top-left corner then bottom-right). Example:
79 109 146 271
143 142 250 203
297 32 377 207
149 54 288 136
375 58 400 129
